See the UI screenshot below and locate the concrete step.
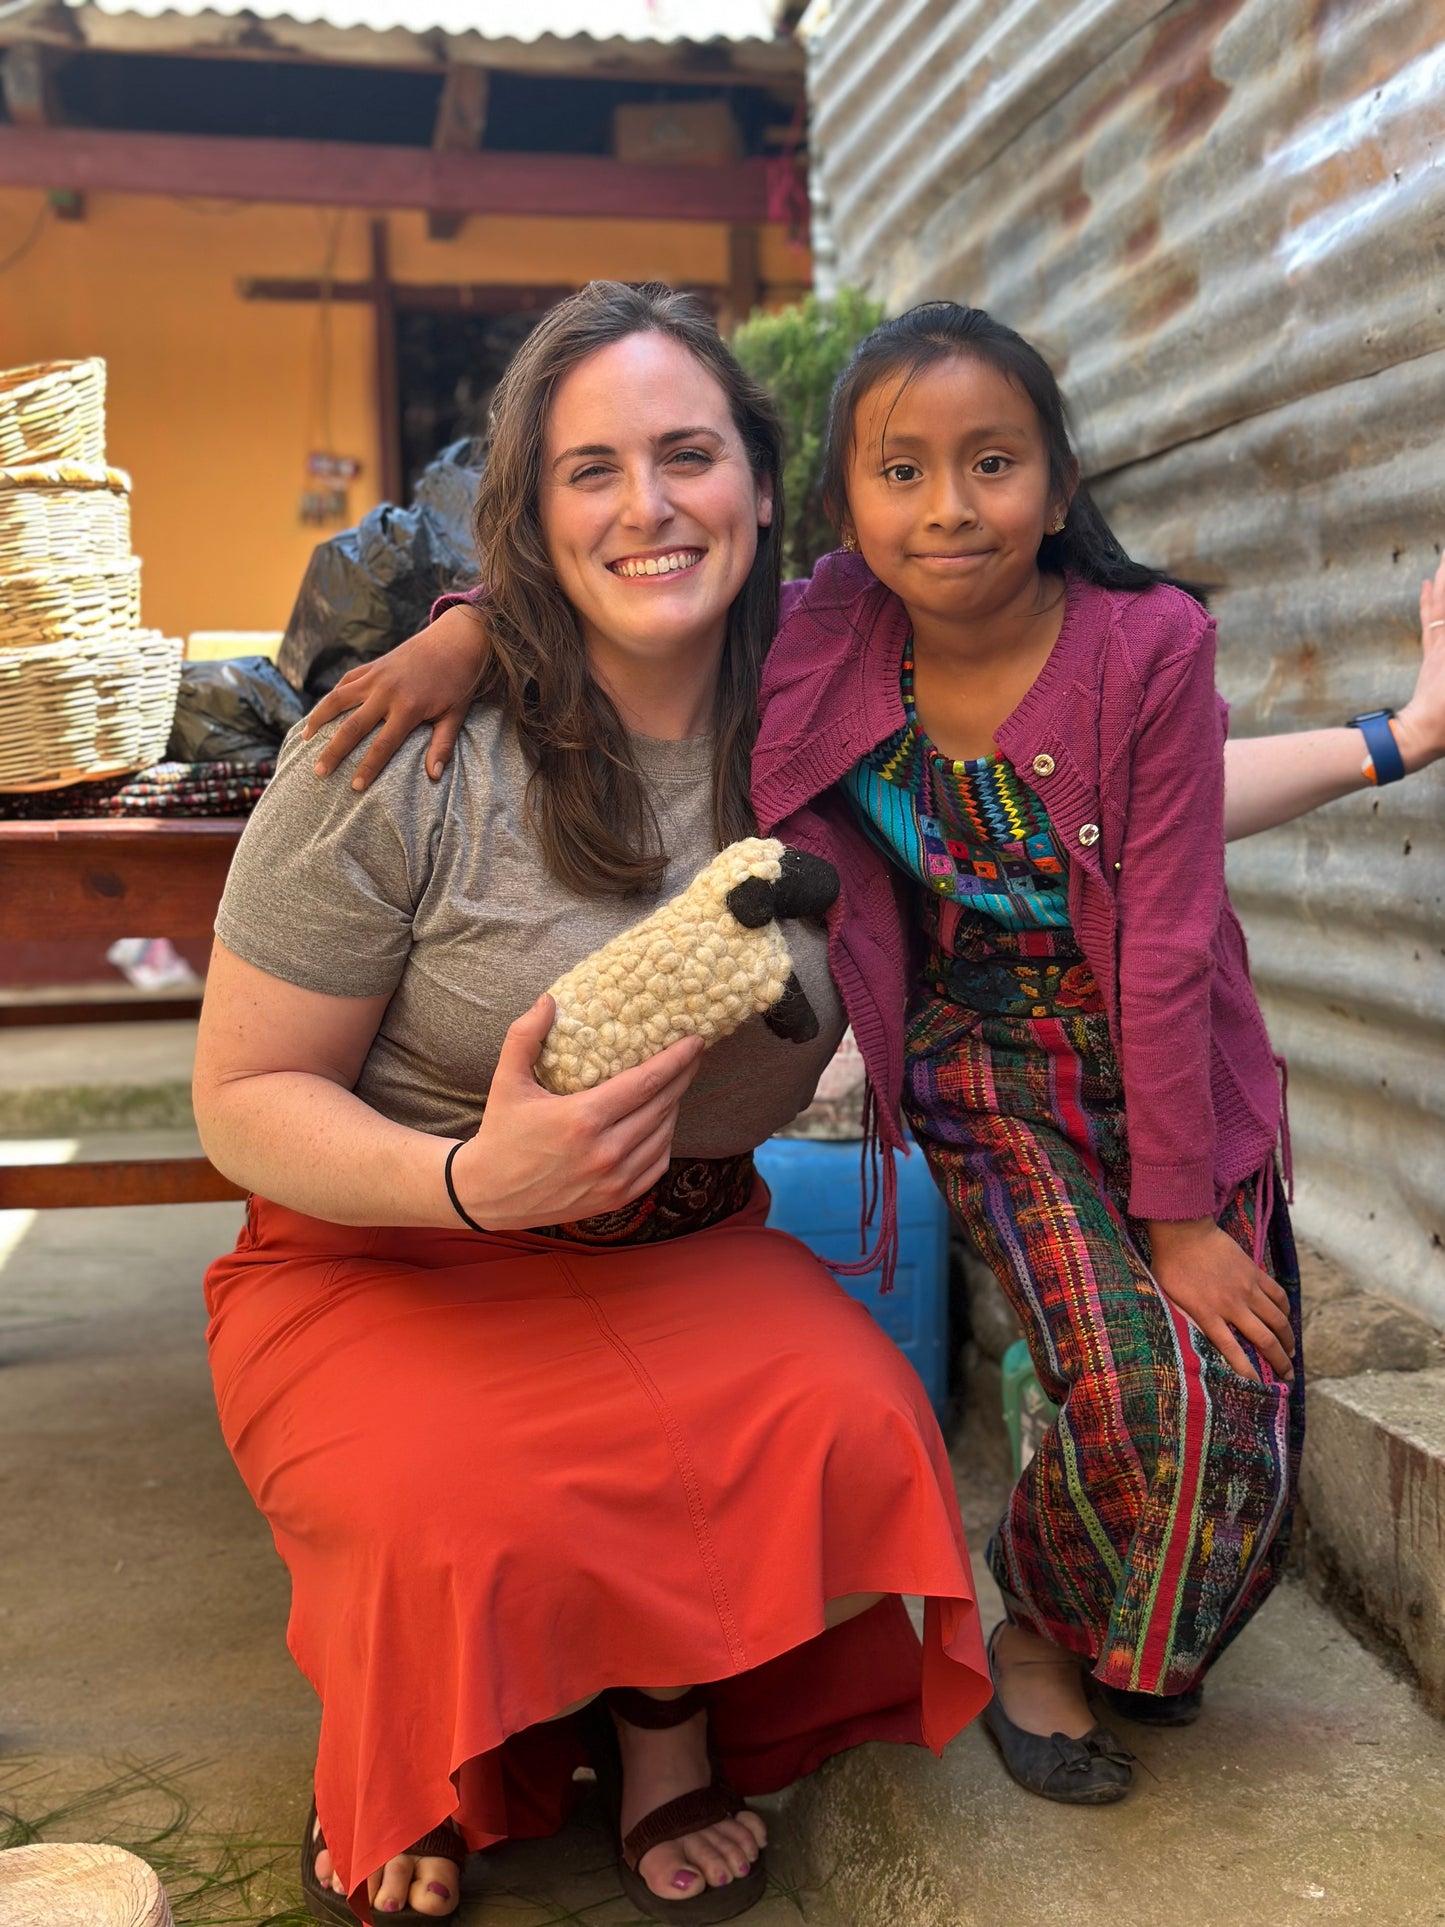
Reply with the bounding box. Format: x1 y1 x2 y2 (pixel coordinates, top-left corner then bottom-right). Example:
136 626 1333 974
1302 1368 1445 1715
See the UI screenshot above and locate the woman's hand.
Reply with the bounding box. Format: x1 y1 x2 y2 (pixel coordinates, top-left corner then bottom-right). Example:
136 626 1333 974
1392 548 1445 774
448 996 706 1231
1145 1217 1296 1386
303 601 490 789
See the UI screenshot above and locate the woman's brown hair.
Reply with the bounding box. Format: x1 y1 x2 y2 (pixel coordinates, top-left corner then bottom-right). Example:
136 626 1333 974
473 280 784 897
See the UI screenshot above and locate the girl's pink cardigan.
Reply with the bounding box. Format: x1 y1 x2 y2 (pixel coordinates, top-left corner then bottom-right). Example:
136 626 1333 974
750 554 1284 1228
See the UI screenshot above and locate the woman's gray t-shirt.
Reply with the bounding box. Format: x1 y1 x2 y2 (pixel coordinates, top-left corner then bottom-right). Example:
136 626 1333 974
214 707 846 1157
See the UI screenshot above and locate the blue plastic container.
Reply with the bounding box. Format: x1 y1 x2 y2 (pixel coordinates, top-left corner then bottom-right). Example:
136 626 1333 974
752 1136 950 1416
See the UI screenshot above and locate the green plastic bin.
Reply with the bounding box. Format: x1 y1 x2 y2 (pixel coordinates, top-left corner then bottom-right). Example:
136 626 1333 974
1001 1339 1060 1477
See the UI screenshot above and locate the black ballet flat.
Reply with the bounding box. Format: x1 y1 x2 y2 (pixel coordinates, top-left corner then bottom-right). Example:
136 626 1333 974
982 1627 1134 1806
1096 1680 1205 1726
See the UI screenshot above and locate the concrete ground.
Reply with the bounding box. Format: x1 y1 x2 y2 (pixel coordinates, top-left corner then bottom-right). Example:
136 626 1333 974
2 1129 1444 1927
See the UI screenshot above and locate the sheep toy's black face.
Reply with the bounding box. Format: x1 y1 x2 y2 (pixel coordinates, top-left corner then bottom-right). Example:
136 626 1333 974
725 849 840 930
726 850 840 1045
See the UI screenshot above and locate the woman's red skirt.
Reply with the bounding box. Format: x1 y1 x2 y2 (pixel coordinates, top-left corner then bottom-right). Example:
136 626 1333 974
204 1186 988 1916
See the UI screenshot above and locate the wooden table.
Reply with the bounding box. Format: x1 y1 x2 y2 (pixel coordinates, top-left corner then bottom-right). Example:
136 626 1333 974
0 818 248 1209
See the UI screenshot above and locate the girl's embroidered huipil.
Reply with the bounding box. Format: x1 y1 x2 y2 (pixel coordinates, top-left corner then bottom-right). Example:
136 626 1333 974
843 644 1071 932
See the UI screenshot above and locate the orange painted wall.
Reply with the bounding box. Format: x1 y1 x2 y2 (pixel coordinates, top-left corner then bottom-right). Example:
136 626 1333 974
0 190 810 639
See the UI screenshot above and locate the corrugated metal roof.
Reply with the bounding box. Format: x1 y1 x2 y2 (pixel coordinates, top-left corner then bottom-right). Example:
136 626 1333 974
69 0 785 45
804 0 1445 1326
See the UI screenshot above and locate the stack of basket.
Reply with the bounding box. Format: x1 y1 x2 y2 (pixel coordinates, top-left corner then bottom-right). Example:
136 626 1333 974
0 359 183 791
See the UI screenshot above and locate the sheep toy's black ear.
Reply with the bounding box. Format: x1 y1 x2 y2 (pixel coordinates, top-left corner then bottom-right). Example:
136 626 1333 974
763 973 821 1043
726 848 840 928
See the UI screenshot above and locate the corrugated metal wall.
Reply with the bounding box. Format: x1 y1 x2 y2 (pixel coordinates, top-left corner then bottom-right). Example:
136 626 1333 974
802 0 1445 1324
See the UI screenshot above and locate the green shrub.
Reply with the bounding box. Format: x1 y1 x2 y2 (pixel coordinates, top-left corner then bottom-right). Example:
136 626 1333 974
732 288 884 579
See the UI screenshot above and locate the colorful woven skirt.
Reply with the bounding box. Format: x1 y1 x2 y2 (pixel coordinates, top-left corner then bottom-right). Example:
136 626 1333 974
903 902 1304 1694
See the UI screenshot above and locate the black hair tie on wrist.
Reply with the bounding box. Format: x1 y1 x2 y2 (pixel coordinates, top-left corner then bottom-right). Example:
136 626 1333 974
444 1140 486 1234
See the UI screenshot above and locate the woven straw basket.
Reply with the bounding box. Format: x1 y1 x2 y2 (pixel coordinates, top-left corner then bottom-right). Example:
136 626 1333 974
0 463 132 571
0 359 107 466
0 628 182 790
0 1840 174 1927
0 558 143 650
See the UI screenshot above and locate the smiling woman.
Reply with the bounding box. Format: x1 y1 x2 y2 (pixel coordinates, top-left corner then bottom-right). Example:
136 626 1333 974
538 345 772 743
191 281 989 1927
466 294 782 899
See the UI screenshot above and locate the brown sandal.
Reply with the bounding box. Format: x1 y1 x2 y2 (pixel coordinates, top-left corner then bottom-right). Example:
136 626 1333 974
300 1801 467 1924
581 1687 768 1924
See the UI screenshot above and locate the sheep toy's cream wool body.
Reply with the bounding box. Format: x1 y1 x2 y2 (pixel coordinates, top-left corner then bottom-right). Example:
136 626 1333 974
537 837 838 1094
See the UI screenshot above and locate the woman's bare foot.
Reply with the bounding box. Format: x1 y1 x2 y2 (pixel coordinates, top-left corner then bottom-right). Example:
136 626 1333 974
312 1818 460 1917
613 1699 766 1903
991 1623 1096 1739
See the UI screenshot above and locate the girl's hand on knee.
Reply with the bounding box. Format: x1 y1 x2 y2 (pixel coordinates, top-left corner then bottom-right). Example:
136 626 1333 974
445 995 705 1231
1146 1218 1296 1386
304 603 491 789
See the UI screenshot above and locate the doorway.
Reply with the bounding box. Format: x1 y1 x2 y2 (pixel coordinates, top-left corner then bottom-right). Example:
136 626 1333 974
395 307 550 497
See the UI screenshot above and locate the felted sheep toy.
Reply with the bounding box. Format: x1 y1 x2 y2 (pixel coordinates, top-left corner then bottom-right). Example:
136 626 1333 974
536 837 840 1094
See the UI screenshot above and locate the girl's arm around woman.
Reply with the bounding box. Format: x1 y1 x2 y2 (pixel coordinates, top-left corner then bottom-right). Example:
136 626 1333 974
301 557 1445 836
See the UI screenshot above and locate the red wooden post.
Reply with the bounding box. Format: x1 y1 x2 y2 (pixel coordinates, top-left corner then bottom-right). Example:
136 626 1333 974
370 219 402 505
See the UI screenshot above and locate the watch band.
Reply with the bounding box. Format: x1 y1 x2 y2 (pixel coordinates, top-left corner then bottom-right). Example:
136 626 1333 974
1347 708 1405 786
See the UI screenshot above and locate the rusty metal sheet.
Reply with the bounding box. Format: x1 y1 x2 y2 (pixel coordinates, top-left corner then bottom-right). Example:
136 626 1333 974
805 0 1170 281
1096 347 1445 1323
806 0 1444 473
803 0 1445 1318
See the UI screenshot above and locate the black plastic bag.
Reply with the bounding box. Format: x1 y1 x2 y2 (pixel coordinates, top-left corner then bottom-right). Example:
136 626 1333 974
165 656 306 765
277 438 485 700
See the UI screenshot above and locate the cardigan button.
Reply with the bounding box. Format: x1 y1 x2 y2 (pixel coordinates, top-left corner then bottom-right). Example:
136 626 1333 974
1031 752 1055 778
1078 823 1100 848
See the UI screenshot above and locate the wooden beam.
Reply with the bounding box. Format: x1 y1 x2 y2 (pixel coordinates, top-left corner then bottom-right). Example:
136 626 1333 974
0 819 242 943
0 998 203 1027
239 279 807 316
370 218 401 506
0 125 778 222
428 66 489 242
240 277 573 313
0 1157 247 1210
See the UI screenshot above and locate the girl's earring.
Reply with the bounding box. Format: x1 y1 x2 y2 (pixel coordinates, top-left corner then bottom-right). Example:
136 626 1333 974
1049 516 1067 535
841 531 859 553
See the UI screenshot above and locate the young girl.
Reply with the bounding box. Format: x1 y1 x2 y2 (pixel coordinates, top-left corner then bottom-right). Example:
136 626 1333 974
781 304 1306 1793
306 299 1445 1809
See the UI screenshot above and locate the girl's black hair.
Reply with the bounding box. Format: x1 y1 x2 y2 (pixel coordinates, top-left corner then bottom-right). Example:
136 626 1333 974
819 300 1207 603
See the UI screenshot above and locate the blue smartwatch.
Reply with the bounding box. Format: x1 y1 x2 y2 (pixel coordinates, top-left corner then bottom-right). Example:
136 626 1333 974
1347 708 1406 786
